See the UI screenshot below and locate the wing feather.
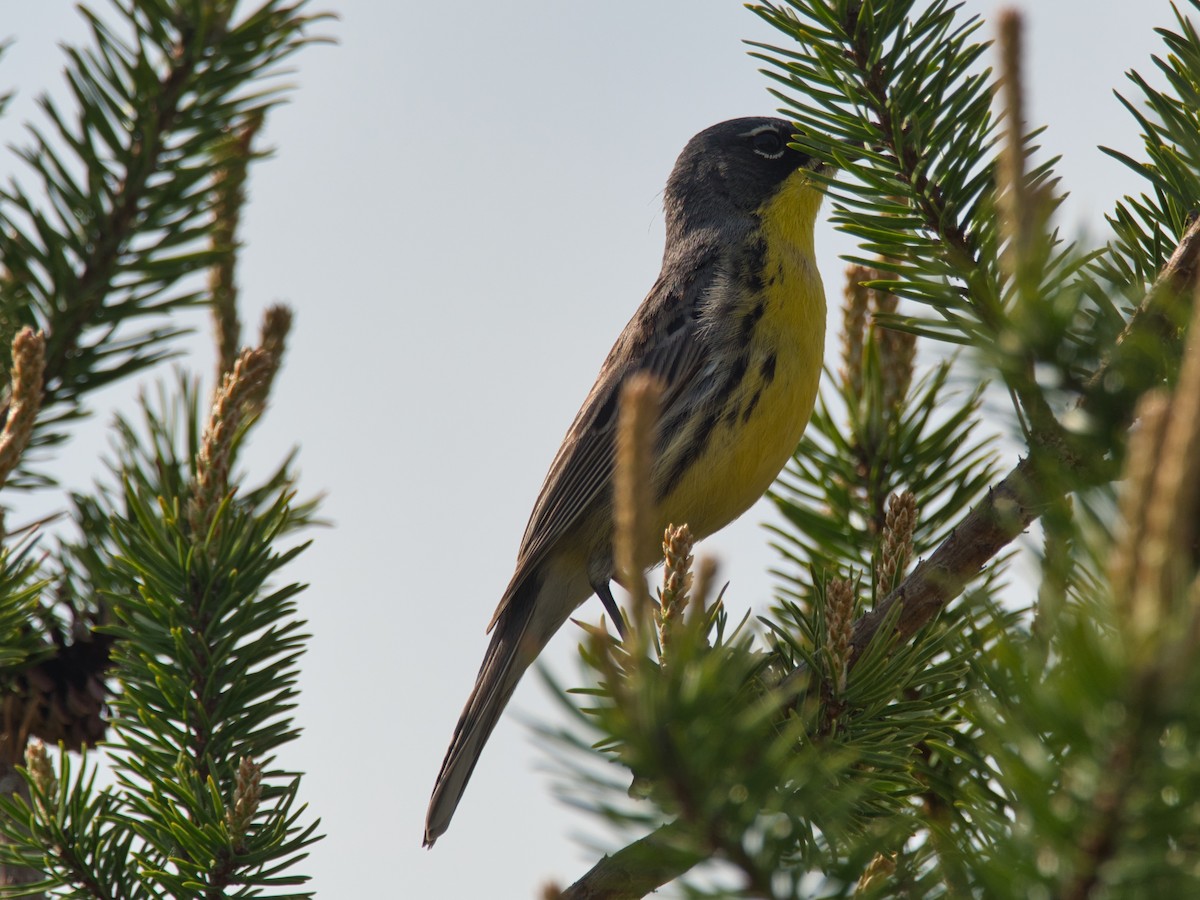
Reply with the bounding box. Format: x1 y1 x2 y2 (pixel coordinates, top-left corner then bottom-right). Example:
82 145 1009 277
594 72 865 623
487 244 722 629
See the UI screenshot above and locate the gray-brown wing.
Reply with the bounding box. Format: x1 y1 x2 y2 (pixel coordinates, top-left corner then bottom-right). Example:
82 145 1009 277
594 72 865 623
487 255 719 629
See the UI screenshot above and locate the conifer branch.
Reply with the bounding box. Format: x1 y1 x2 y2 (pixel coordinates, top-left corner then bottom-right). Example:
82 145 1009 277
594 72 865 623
849 216 1200 662
559 819 707 900
552 5 1200 897
559 173 1200 900
0 5 324 895
0 1 327 452
1081 213 1200 426
849 455 1043 658
35 11 224 413
1057 278 1200 900
753 2 1080 467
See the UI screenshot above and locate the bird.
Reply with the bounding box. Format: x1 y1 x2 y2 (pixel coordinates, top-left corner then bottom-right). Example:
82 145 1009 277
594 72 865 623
425 116 829 846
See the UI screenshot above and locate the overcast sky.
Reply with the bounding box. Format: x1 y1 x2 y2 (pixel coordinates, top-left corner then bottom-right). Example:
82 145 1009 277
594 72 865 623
0 0 1185 896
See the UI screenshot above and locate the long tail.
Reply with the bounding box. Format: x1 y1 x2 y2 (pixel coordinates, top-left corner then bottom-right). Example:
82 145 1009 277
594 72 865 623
424 575 542 847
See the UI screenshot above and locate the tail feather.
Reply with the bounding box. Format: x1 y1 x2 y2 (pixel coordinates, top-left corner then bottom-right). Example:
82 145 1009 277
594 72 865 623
424 577 541 847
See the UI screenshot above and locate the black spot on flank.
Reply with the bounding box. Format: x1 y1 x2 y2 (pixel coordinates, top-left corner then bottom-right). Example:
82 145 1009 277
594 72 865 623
727 354 749 389
706 355 749 435
742 237 769 293
750 235 768 270
741 389 762 423
760 353 777 385
722 401 739 429
697 407 721 439
658 406 720 500
729 352 750 383
740 299 766 339
767 262 785 286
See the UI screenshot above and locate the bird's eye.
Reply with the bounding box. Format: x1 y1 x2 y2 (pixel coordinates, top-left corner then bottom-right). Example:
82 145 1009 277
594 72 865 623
751 129 786 159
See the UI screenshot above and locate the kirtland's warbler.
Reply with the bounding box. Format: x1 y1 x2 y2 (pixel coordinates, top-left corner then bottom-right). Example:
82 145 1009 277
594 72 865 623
425 117 829 846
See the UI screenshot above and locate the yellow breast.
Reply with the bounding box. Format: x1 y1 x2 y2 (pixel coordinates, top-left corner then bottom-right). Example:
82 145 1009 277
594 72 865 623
655 170 827 543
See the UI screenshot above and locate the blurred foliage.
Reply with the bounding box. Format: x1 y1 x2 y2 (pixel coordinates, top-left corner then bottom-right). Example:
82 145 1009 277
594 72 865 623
0 2 330 896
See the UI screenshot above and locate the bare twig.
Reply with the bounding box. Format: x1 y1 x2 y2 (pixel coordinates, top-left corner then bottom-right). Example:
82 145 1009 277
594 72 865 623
559 819 707 900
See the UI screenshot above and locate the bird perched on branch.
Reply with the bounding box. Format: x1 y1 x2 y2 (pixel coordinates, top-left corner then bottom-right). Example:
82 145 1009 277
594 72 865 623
425 117 830 846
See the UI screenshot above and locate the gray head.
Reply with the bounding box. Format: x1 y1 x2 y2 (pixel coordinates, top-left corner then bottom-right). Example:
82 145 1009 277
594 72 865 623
663 117 820 240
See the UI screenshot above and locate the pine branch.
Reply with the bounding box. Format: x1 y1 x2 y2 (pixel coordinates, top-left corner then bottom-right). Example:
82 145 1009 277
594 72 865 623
749 0 1084 465
1080 212 1200 426
0 0 329 468
547 4 1200 895
848 455 1041 659
771 268 997 590
557 202 1200 900
0 6 328 894
851 212 1200 661
558 820 707 900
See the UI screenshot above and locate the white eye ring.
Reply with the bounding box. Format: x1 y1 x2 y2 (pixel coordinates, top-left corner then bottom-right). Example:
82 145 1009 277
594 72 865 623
746 124 787 160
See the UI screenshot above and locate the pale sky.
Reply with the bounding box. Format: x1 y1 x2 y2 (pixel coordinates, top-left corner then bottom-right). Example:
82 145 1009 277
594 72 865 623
0 1 1183 896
